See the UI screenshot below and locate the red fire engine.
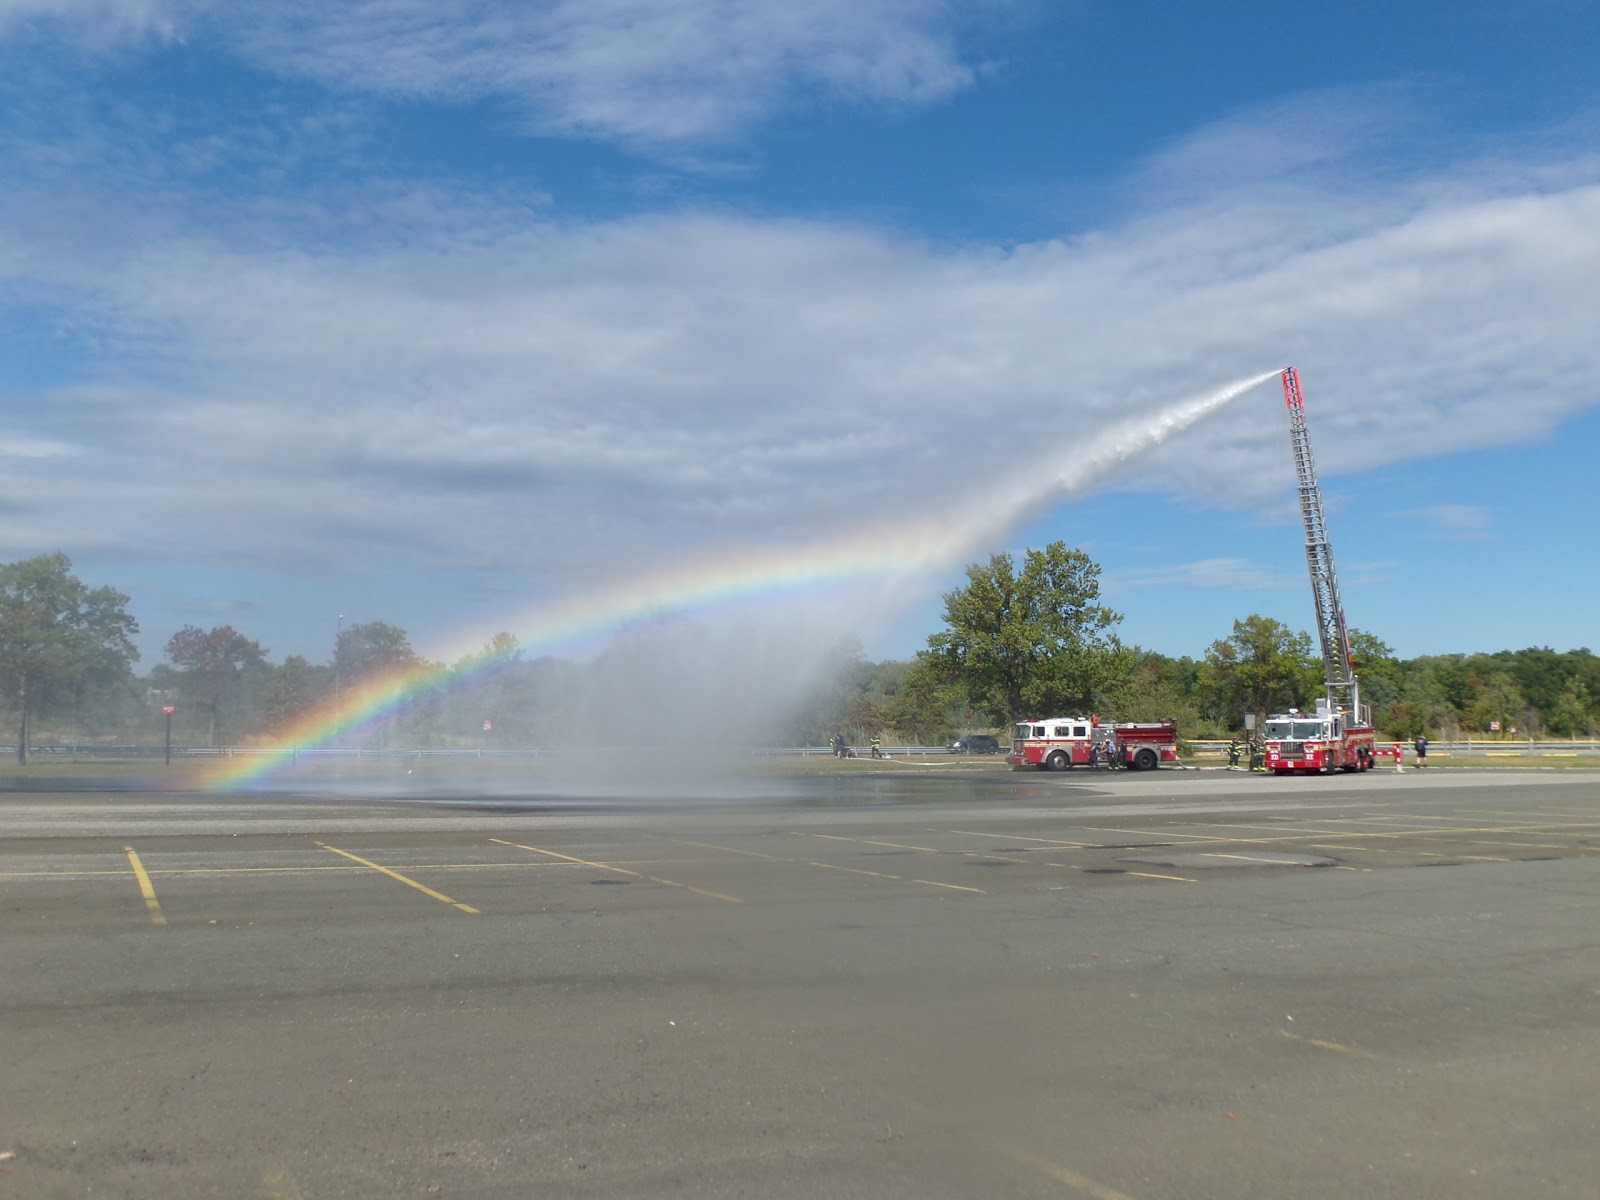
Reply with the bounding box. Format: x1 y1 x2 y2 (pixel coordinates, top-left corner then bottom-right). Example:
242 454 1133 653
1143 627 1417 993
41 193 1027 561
1007 716 1178 771
1262 368 1377 775
1262 706 1376 775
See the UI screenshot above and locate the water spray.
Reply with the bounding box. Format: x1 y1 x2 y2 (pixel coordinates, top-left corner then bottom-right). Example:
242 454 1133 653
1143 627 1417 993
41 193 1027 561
218 369 1281 792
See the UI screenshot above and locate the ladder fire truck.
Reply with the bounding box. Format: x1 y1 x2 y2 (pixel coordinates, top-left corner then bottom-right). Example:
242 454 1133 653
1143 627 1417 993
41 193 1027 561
1261 368 1377 775
1007 716 1179 771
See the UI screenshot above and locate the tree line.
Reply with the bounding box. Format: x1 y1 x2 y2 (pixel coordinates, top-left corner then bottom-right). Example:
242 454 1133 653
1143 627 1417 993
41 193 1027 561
1 550 1595 761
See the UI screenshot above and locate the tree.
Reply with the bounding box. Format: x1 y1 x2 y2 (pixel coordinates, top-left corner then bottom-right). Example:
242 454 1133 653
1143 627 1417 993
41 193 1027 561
0 553 139 765
924 542 1127 725
263 655 328 733
884 655 963 744
1347 628 1402 718
334 621 422 687
448 633 524 741
1201 614 1316 731
165 625 270 746
1545 675 1593 738
1106 650 1203 732
1464 671 1526 736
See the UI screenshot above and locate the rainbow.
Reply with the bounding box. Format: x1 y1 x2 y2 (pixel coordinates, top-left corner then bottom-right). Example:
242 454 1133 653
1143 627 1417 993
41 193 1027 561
204 369 1277 789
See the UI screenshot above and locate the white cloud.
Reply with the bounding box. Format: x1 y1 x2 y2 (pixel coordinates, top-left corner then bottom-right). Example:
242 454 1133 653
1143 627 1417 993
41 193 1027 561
1 98 1598 621
1408 504 1495 542
236 0 980 146
0 0 986 150
0 432 78 459
1111 558 1290 591
0 0 196 42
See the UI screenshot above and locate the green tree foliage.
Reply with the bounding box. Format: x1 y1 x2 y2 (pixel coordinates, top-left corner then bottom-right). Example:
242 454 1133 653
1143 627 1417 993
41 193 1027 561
1546 675 1593 737
924 542 1128 726
1201 614 1316 730
1463 670 1527 735
335 621 423 687
448 633 524 742
0 553 139 764
1346 629 1401 717
883 654 963 744
263 655 328 733
1106 650 1202 730
165 625 270 746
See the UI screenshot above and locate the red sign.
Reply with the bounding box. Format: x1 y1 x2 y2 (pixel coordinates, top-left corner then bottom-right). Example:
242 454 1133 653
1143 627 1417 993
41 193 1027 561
162 706 176 715
482 719 492 732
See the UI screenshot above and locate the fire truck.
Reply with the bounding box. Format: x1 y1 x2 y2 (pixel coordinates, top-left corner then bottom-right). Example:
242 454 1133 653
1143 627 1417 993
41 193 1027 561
1261 368 1377 775
1007 716 1179 771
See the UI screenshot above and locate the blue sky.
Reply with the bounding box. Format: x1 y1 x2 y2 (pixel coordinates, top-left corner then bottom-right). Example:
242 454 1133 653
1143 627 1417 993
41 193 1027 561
1 0 1597 671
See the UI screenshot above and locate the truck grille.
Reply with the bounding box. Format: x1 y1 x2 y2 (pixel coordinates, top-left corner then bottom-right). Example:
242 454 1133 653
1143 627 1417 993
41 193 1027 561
1279 742 1305 761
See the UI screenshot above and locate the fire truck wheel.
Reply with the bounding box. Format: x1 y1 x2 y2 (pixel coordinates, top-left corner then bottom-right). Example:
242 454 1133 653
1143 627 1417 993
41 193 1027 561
1046 750 1070 771
1133 748 1158 772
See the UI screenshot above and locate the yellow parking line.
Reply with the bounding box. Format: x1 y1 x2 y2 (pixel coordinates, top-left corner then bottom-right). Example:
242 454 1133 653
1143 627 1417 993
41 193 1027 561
1202 852 1323 866
940 829 1097 848
1124 871 1196 883
1304 843 1514 864
1005 1146 1141 1200
808 832 942 854
1279 1029 1384 1062
262 1169 307 1200
808 860 906 882
910 878 987 894
123 846 166 927
897 1096 1140 1200
669 838 785 863
489 838 741 904
315 842 479 914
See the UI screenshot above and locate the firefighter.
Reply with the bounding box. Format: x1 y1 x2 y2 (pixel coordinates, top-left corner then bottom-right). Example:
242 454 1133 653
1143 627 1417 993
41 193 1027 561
1088 741 1101 770
1227 738 1242 770
1250 738 1266 772
870 735 883 759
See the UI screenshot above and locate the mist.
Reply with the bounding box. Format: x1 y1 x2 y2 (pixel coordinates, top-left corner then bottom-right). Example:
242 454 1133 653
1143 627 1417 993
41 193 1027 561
244 370 1277 800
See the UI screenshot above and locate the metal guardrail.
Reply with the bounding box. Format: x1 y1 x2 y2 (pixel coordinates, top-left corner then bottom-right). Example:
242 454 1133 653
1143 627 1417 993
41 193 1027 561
7 744 973 760
7 740 1598 760
1185 740 1600 757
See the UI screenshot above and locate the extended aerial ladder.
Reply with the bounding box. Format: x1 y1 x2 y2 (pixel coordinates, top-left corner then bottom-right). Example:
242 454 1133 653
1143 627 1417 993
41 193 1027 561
1280 367 1369 727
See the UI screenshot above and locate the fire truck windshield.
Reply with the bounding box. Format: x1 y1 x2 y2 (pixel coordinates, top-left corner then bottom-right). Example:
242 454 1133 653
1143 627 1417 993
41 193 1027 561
1265 719 1325 740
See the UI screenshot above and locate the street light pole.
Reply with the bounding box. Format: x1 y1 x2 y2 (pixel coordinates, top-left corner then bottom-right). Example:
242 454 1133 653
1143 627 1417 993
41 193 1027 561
162 706 175 765
335 613 344 705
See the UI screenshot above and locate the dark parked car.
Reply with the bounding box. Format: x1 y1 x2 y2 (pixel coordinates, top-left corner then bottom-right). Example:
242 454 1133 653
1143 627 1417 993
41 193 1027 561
948 734 1002 754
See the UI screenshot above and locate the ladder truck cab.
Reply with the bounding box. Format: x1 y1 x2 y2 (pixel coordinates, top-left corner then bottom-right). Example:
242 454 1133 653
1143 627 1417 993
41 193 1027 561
1007 715 1178 771
1264 367 1378 777
1262 700 1376 775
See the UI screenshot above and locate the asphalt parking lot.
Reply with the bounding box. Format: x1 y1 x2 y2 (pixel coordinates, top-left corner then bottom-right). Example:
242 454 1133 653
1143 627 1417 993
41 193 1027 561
4 768 1600 1198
